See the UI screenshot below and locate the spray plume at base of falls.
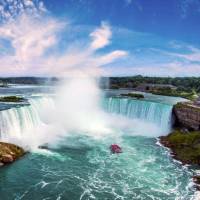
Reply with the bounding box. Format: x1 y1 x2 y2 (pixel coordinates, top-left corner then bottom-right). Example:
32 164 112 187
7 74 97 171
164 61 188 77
0 77 173 150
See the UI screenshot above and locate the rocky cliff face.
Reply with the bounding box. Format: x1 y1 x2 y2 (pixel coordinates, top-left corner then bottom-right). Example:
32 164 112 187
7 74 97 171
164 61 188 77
173 102 200 130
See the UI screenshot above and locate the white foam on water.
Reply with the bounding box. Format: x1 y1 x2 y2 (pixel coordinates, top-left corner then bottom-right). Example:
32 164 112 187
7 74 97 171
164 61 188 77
193 192 200 200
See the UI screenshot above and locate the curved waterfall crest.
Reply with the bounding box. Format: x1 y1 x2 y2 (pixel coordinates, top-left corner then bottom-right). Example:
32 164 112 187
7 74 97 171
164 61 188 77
103 97 173 132
0 96 173 144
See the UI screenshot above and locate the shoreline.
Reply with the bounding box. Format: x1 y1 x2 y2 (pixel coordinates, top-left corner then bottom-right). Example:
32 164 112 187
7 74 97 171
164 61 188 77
158 134 200 191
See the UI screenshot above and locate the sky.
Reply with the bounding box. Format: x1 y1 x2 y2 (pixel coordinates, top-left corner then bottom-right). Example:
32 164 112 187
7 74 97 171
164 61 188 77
0 0 200 77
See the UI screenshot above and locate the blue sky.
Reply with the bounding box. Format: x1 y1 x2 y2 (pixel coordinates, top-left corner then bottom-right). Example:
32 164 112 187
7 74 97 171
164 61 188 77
44 0 200 44
0 0 200 76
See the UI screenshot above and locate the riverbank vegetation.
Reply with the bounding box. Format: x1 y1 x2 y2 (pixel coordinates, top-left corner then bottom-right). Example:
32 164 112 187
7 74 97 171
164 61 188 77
0 96 25 102
159 130 200 165
150 88 197 100
108 76 200 92
120 93 144 99
160 129 200 190
1 76 200 91
0 76 200 100
107 76 200 100
0 77 58 85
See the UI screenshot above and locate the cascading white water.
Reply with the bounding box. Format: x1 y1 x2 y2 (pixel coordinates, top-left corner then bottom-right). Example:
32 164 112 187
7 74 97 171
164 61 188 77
103 97 173 133
0 104 40 141
0 94 173 149
0 97 54 148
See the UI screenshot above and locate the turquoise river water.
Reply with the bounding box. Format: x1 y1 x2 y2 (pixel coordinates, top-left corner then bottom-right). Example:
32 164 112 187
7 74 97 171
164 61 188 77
0 85 199 200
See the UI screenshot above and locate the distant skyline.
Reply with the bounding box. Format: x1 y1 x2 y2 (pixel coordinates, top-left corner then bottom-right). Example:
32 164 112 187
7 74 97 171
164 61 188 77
0 0 200 76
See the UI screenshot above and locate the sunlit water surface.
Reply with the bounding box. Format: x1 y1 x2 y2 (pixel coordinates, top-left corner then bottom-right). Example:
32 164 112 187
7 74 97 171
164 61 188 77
0 85 197 200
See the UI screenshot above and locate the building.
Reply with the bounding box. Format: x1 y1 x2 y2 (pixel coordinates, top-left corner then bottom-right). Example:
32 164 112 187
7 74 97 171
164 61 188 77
136 83 177 92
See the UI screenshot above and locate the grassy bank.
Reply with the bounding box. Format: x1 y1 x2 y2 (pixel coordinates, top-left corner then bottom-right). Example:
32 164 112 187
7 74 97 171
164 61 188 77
0 96 25 102
159 129 200 190
159 130 200 165
151 89 197 100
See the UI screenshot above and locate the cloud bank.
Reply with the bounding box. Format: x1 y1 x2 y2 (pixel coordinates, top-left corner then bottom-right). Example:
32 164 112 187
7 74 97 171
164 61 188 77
0 0 200 77
0 0 46 22
0 1 127 77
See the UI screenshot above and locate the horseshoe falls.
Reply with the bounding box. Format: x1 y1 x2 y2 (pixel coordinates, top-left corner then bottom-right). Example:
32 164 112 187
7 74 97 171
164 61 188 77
103 97 173 134
0 86 197 200
0 97 172 144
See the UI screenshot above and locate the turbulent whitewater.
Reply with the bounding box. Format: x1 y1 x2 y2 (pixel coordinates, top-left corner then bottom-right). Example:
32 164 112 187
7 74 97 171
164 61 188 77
0 86 197 200
0 96 173 147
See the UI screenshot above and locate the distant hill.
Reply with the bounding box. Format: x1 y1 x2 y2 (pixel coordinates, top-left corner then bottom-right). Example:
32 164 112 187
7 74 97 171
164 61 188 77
0 77 59 85
1 76 200 95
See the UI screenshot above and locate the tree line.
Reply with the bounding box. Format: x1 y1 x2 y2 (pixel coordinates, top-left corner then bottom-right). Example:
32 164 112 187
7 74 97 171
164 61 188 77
107 76 200 93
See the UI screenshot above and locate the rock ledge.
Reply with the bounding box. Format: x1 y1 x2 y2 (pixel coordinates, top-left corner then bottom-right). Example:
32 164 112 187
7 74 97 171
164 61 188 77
173 102 200 131
0 142 25 166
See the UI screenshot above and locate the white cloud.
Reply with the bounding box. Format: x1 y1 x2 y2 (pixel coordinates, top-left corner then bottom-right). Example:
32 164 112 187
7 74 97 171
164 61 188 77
90 22 112 50
96 50 128 66
176 46 200 62
0 0 47 22
155 43 200 63
0 14 64 62
0 11 127 77
24 0 34 7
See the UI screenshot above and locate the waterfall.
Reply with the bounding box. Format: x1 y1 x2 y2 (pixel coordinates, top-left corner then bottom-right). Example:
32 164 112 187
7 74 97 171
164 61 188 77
0 97 53 144
103 97 173 132
0 96 173 145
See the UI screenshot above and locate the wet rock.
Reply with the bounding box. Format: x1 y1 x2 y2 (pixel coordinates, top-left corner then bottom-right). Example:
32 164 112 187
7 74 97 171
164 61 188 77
0 142 25 165
193 176 200 190
38 143 49 150
1 154 14 163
